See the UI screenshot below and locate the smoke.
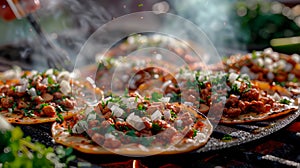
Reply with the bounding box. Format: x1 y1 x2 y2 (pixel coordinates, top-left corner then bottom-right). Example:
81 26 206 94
172 0 246 56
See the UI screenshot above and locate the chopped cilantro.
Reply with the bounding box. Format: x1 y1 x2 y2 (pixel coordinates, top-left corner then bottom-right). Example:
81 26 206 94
10 86 16 92
279 98 291 105
12 102 17 111
230 84 240 95
151 92 163 102
186 79 197 89
56 105 64 113
53 69 60 76
179 68 184 75
222 134 233 141
39 103 49 111
23 109 34 117
106 125 115 133
36 90 41 96
193 129 197 137
291 78 298 83
126 130 137 137
140 137 154 147
198 98 206 103
252 50 257 59
56 113 64 123
275 81 285 87
151 123 163 134
47 76 55 85
47 83 60 94
123 88 129 97
137 103 146 111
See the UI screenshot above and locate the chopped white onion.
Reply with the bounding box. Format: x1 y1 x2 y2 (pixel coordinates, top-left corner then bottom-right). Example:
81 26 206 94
60 80 71 95
264 57 273 65
102 97 112 104
15 86 26 93
41 78 48 85
272 93 281 101
107 102 118 108
86 113 97 121
159 97 170 103
151 110 162 121
163 110 171 120
45 69 54 75
291 54 300 63
267 72 275 80
255 58 264 67
184 101 194 106
233 81 241 89
28 88 37 97
263 48 273 54
111 105 124 117
277 60 286 69
72 120 88 134
105 133 115 139
175 120 183 128
285 63 293 72
240 66 250 74
57 71 71 82
270 52 279 61
288 74 295 81
126 113 145 131
121 97 137 109
228 73 239 84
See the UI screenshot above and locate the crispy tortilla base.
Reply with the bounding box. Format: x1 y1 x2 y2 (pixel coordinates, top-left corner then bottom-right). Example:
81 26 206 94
0 110 78 124
220 105 298 124
52 104 213 156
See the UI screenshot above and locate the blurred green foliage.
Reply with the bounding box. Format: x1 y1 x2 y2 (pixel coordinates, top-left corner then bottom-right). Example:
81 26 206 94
235 0 300 50
0 127 75 168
